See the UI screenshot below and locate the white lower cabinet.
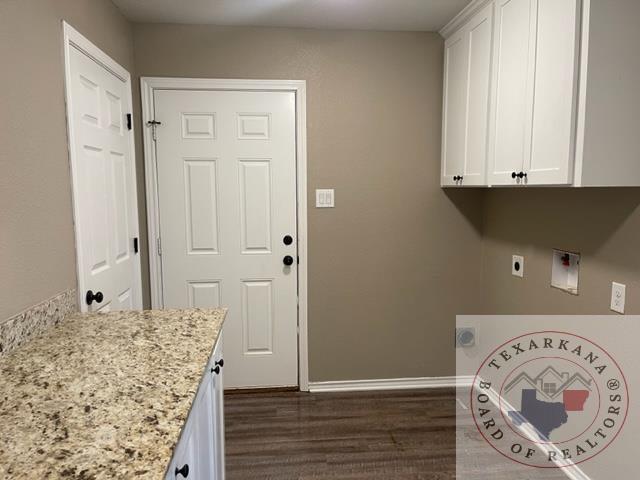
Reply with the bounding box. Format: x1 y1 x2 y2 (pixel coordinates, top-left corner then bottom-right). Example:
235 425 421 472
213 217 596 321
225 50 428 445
167 339 225 480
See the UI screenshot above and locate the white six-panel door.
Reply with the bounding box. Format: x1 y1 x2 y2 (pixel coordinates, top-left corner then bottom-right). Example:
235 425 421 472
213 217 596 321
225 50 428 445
154 90 298 389
66 33 142 313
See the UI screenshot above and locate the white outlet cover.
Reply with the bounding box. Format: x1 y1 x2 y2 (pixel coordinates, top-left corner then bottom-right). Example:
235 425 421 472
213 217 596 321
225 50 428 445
315 189 334 208
512 255 524 278
611 282 626 314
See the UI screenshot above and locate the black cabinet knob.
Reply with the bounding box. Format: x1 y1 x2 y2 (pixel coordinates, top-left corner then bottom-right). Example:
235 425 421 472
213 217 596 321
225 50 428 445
85 290 104 306
283 255 294 266
511 171 517 179
283 235 293 245
215 358 224 368
211 365 220 375
175 464 189 478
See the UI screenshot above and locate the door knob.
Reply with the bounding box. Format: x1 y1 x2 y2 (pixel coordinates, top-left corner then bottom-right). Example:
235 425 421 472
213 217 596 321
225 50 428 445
211 365 220 375
215 358 224 368
85 290 104 305
283 255 294 266
283 235 293 245
511 171 517 179
175 464 189 478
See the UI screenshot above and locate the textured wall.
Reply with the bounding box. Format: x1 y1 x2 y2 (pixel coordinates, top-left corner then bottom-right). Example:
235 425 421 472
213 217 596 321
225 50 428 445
481 188 640 315
132 25 485 381
0 0 135 320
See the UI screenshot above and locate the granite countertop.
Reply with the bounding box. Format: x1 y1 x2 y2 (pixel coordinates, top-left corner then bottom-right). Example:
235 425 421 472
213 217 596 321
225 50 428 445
0 308 226 479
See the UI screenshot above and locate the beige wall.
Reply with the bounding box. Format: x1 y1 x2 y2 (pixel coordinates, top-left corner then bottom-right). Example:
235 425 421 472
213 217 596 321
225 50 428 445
0 0 135 320
132 25 485 381
481 188 640 315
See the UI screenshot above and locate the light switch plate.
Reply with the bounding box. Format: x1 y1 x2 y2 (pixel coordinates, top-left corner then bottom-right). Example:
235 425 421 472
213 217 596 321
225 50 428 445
512 255 524 278
315 189 334 208
611 282 626 314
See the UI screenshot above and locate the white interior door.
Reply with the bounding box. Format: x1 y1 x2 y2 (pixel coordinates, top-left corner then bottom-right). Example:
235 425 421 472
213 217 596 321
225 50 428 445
66 41 142 313
154 89 298 389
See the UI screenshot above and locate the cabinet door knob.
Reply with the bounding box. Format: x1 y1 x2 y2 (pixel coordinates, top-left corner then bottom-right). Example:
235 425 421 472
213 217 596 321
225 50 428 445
175 464 189 478
215 358 224 368
85 290 104 305
211 365 221 375
511 171 517 179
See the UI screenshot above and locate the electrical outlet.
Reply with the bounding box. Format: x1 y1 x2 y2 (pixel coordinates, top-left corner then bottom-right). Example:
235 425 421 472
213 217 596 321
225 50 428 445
611 282 626 314
512 255 524 278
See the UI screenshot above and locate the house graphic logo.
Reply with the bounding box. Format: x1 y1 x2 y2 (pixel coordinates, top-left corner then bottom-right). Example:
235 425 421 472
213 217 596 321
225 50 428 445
471 331 629 469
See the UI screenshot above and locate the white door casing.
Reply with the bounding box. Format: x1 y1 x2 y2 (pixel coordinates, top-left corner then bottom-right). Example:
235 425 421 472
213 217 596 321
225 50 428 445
144 80 308 390
63 23 142 313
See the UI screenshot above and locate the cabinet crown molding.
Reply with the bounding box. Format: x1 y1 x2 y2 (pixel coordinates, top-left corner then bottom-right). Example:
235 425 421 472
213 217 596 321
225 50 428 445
439 0 493 39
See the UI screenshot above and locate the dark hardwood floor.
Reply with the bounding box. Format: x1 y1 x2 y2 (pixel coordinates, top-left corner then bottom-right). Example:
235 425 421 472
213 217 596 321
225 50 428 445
224 389 456 480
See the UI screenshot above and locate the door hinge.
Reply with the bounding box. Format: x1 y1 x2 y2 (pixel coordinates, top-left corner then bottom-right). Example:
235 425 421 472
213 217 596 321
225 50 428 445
126 113 132 131
156 237 162 256
133 237 139 254
147 120 162 141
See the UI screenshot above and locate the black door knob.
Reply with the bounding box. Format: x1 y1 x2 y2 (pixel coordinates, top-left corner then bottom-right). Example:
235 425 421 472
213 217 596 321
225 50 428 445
175 464 189 478
215 358 224 368
511 171 517 179
283 255 294 266
283 235 293 245
211 365 220 375
516 171 526 179
85 290 104 306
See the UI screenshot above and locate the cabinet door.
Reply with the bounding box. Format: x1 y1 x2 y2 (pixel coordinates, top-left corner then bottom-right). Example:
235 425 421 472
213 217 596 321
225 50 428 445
463 4 493 186
167 419 196 480
212 341 226 480
441 28 469 186
488 0 537 185
441 4 493 187
194 372 216 479
526 0 580 185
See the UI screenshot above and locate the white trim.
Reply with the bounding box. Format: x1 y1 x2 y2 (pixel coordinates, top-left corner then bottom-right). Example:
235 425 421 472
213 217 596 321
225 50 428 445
140 77 310 391
62 21 142 312
439 0 493 39
308 376 475 393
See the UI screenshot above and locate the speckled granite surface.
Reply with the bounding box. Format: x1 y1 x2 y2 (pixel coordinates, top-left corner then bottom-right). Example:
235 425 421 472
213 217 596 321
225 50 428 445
0 289 77 356
0 308 226 479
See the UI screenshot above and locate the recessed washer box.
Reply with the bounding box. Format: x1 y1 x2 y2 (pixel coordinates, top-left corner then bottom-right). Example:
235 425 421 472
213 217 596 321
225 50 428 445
551 249 580 295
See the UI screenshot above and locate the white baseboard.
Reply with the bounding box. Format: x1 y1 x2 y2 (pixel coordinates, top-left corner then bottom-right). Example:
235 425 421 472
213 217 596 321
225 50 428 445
308 375 474 393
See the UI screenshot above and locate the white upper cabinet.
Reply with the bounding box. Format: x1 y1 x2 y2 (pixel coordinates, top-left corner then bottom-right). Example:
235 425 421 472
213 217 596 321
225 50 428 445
441 0 640 188
441 3 493 187
488 0 579 186
526 0 580 185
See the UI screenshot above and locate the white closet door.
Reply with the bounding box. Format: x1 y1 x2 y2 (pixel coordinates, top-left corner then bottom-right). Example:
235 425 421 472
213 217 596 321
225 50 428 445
488 0 537 185
67 44 142 312
526 0 580 185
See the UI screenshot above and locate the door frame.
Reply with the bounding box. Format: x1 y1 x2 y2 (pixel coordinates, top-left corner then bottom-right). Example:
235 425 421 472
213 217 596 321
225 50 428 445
140 77 310 391
62 21 143 312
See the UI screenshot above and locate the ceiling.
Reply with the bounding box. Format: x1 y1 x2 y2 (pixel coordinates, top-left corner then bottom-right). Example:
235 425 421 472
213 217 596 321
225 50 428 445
111 0 471 31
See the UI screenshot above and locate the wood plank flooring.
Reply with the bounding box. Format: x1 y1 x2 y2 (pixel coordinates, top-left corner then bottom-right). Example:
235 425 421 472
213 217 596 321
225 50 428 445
224 389 456 479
